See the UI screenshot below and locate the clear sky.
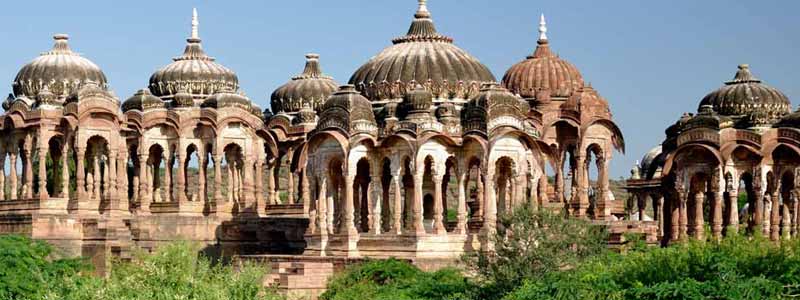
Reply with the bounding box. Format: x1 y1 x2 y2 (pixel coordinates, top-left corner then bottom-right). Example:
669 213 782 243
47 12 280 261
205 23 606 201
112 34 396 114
1 0 798 179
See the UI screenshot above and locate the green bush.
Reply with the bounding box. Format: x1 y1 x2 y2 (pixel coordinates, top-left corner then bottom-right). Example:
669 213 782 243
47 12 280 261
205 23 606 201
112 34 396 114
320 258 473 300
464 208 608 298
0 235 94 300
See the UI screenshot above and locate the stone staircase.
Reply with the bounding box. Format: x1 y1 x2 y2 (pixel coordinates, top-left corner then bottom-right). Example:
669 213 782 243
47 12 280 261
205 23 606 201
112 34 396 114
263 260 335 300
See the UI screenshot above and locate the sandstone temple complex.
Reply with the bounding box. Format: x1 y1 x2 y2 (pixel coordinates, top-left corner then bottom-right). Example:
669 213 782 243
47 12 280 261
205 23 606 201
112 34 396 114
1 1 796 294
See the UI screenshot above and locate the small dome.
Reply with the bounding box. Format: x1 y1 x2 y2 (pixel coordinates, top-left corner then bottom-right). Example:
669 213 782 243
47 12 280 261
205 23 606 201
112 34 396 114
639 145 666 180
349 1 495 103
202 90 250 110
318 85 377 135
775 106 800 129
271 53 339 114
463 83 528 134
122 89 163 112
502 15 584 99
149 9 239 99
698 64 791 127
13 34 108 100
402 84 434 121
683 105 732 131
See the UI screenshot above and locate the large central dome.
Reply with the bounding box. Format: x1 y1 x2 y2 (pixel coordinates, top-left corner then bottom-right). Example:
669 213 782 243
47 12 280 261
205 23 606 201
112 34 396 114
349 0 495 103
698 64 791 127
148 9 239 99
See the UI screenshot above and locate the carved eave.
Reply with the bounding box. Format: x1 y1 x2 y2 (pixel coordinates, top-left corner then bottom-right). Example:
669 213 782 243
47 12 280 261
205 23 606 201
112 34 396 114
677 127 721 148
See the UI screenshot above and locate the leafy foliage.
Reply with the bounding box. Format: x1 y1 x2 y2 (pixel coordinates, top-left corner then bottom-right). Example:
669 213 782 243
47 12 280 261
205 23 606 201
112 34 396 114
464 208 608 297
0 235 93 300
320 258 473 300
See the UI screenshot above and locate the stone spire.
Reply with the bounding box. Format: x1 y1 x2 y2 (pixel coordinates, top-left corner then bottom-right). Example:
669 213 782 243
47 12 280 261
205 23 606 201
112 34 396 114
415 0 430 19
538 14 548 41
191 8 199 40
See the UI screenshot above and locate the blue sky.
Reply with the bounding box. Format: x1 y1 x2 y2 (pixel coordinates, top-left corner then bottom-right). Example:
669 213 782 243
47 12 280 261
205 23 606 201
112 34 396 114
1 0 798 179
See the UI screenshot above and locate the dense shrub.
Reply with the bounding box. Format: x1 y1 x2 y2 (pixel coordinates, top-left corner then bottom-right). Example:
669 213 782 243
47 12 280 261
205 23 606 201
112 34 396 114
0 235 93 300
504 234 800 300
320 258 473 300
464 208 608 297
0 235 279 300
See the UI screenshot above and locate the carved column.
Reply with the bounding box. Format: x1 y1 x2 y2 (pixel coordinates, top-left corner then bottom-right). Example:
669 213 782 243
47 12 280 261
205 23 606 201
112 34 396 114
670 192 681 241
371 174 382 235
108 151 118 202
693 191 704 240
455 168 468 234
92 154 100 201
176 151 187 203
554 163 564 207
573 154 588 217
0 146 6 201
432 173 446 234
266 162 276 205
655 195 664 238
242 158 255 212
711 174 723 240
597 157 610 219
213 154 224 208
476 169 485 218
301 168 310 217
74 148 84 202
782 202 791 240
61 145 69 199
412 173 425 235
529 175 539 211
37 145 48 200
138 153 150 214
254 159 264 214
771 191 781 241
726 183 739 235
198 153 207 203
342 174 357 235
316 174 328 235
162 149 172 202
391 172 403 235
637 194 646 221
117 151 129 213
752 173 764 233
23 143 33 199
482 168 497 249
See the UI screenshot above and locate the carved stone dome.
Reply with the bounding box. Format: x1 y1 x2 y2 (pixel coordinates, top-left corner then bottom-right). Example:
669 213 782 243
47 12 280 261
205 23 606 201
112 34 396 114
271 54 338 114
318 85 377 135
148 9 239 99
349 0 495 103
501 15 584 99
402 84 434 121
122 88 163 112
698 64 791 127
13 34 108 100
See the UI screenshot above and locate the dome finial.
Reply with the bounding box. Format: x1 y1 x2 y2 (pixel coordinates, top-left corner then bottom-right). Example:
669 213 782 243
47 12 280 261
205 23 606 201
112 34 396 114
538 14 548 41
415 0 431 19
191 8 199 40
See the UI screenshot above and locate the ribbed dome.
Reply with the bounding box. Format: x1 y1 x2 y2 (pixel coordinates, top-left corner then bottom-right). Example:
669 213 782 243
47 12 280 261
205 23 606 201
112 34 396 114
270 53 338 113
698 64 791 127
148 9 239 99
122 89 163 112
349 0 495 102
13 34 108 100
318 85 377 135
501 15 584 99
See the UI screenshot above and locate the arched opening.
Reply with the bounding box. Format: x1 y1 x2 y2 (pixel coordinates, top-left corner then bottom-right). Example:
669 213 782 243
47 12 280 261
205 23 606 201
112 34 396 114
687 172 710 239
494 156 516 217
465 157 482 222
402 157 414 231
223 143 244 209
354 157 371 233
585 144 604 218
147 144 165 203
738 173 755 231
127 144 138 205
380 157 392 233
327 158 344 234
779 170 795 238
275 152 291 204
422 155 436 232
184 144 199 201
443 157 458 232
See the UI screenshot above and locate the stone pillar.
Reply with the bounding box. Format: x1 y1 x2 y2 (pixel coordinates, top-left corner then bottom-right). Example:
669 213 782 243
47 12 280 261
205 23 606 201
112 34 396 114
529 175 539 211
117 152 129 213
137 154 150 214
555 164 564 207
655 195 664 238
242 158 255 212
476 169 485 218
92 154 100 201
23 145 33 199
317 174 328 235
0 147 6 201
162 149 172 202
637 194 646 221
771 191 781 241
108 151 117 202
671 192 681 241
37 145 48 200
753 178 764 233
782 202 791 240
198 153 207 203
482 168 497 250
266 162 276 205
432 173 446 234
793 194 800 238
213 154 224 207
712 189 723 240
456 169 468 234
342 174 357 235
371 175 382 235
60 145 69 199
596 157 610 219
254 159 265 215
176 151 187 203
287 170 295 205
573 154 588 216
694 192 704 240
412 173 425 235
391 173 403 235
726 187 739 235
74 148 84 202
301 168 310 217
